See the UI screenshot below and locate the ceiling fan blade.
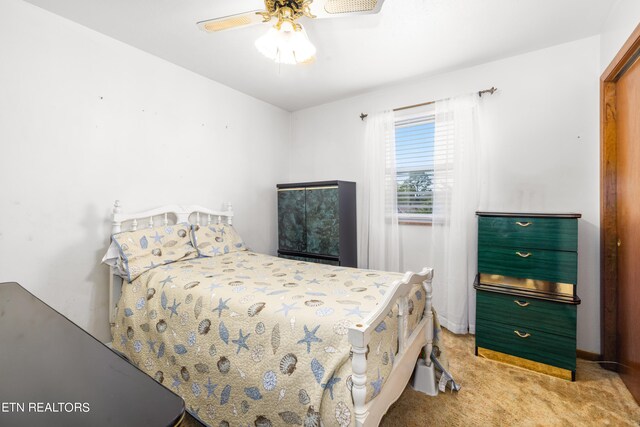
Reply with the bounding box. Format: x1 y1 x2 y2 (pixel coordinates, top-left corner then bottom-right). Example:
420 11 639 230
312 0 386 17
197 10 264 33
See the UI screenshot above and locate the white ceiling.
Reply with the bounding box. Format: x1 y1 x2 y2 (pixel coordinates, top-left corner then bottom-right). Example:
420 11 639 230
24 0 614 111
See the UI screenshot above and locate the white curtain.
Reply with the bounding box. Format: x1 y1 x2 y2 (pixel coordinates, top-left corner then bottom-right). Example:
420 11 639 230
358 110 400 272
430 94 481 334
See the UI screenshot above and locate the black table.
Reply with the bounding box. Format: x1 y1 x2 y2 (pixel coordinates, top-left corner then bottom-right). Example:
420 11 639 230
0 282 185 427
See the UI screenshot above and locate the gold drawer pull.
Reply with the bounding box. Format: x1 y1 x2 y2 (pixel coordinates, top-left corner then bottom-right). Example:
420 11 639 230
515 251 532 258
515 221 532 227
514 330 531 338
514 300 530 307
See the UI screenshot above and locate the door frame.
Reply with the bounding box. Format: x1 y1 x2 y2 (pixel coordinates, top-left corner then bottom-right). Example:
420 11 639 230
601 23 640 366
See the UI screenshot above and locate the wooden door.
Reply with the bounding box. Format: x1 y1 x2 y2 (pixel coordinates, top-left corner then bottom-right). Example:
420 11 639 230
616 56 640 401
601 23 640 403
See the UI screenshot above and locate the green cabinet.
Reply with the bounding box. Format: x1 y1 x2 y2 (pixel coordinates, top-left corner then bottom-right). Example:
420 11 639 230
475 212 581 381
277 181 356 267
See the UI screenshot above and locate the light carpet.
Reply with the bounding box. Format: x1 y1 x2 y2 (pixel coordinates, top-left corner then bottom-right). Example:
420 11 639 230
381 330 640 426
183 330 640 426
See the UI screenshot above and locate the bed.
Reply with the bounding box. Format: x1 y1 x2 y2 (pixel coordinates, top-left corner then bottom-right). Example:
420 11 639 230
106 201 437 427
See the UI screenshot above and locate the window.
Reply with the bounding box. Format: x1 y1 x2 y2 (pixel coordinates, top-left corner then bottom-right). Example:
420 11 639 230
395 107 435 223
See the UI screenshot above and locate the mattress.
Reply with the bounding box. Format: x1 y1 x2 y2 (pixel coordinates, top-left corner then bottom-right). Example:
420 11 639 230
112 251 426 426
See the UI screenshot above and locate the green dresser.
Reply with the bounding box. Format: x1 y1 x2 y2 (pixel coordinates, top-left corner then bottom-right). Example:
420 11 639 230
277 181 356 267
475 212 581 381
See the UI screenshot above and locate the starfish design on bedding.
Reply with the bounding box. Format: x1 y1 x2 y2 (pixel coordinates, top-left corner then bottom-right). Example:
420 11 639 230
371 369 384 398
159 275 175 288
322 375 341 400
147 339 157 353
275 302 300 317
168 299 181 318
343 306 369 319
209 247 221 255
152 231 164 244
205 378 218 398
297 324 322 353
120 334 127 346
212 298 231 317
306 278 320 284
232 329 251 354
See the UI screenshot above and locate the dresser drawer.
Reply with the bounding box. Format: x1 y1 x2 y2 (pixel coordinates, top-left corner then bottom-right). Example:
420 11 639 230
478 216 577 252
478 246 577 284
476 319 576 371
476 290 576 338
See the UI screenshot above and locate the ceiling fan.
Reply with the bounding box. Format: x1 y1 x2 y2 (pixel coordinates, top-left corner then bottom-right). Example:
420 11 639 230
197 0 387 65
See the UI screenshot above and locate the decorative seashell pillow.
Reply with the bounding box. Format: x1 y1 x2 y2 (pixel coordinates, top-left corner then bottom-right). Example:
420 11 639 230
191 224 247 257
112 223 198 282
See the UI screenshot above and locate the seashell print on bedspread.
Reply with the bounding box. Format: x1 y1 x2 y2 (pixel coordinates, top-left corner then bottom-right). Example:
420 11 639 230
112 252 427 426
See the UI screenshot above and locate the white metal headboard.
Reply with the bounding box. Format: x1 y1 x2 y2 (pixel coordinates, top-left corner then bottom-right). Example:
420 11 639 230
108 200 234 326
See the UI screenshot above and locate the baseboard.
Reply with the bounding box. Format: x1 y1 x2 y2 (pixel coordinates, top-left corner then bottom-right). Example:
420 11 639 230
575 350 618 371
576 349 601 361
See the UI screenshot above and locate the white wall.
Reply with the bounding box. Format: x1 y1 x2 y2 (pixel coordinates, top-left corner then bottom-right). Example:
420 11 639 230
0 0 608 354
289 36 601 353
0 0 291 342
600 0 640 72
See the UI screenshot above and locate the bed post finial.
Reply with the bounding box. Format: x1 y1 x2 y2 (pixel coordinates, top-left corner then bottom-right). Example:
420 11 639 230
225 202 233 225
112 200 122 234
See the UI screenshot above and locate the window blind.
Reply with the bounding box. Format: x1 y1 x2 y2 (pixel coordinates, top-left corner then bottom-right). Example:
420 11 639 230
395 114 435 219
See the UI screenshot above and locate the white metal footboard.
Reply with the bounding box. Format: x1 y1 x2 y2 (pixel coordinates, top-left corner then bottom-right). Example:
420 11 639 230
348 268 435 427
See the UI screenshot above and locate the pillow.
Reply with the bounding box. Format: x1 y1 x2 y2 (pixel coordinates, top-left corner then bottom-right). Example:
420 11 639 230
101 240 128 278
111 223 198 282
191 223 247 257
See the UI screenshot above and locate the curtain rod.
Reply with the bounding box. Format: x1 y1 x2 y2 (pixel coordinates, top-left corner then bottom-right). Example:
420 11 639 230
359 86 497 121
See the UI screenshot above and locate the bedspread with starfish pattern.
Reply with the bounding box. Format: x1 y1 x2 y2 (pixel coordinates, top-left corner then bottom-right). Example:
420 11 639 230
111 251 429 426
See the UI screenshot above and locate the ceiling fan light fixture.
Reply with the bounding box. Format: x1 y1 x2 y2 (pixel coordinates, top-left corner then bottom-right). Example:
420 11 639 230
255 23 316 65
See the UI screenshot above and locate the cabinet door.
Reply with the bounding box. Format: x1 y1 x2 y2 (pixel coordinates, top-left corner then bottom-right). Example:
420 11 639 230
278 189 306 252
305 187 340 256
